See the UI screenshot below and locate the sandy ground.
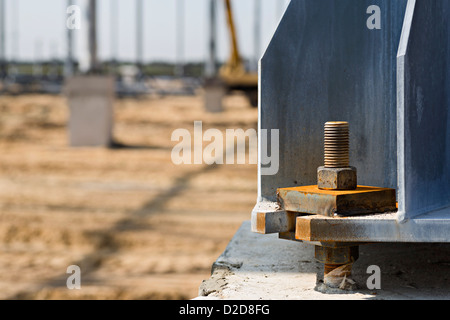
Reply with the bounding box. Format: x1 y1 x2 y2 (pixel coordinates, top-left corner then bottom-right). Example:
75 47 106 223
0 91 258 300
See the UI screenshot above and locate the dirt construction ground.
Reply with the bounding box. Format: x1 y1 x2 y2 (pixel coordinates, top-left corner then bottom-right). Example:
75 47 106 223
0 92 258 300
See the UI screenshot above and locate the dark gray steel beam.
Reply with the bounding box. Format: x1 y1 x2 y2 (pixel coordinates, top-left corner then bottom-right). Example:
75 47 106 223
397 0 450 220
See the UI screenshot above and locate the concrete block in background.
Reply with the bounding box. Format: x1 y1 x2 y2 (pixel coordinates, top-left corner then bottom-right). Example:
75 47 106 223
203 78 225 113
64 75 115 147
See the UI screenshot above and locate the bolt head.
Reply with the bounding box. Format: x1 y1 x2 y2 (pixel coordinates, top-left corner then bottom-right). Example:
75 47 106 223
317 166 357 190
315 246 359 265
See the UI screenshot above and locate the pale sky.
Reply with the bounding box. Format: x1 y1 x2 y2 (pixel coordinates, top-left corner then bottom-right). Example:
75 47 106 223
3 0 290 63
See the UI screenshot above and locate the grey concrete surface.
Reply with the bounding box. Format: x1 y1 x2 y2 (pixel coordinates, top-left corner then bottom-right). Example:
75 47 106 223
197 221 450 300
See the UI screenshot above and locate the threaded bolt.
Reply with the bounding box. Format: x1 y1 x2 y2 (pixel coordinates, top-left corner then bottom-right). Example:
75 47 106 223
324 121 350 168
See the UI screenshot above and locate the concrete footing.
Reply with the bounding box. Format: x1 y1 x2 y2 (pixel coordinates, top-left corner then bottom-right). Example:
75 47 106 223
197 221 450 300
64 75 115 147
203 78 226 113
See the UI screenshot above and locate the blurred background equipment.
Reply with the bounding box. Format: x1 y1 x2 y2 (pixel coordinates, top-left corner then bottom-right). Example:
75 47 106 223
204 0 259 112
203 0 225 113
0 0 291 147
0 0 5 80
218 0 258 107
0 0 290 100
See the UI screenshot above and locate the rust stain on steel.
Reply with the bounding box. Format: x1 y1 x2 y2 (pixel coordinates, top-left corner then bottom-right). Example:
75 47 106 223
256 211 304 234
296 217 313 241
255 212 267 234
296 215 351 242
277 185 397 217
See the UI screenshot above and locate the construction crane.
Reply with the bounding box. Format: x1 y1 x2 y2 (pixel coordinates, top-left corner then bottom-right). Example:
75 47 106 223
219 0 259 107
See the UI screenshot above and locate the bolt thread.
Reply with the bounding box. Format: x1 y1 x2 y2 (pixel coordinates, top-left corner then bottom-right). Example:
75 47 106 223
324 121 350 168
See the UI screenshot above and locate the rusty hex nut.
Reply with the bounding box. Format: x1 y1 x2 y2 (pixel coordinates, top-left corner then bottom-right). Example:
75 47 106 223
317 166 357 190
315 245 359 266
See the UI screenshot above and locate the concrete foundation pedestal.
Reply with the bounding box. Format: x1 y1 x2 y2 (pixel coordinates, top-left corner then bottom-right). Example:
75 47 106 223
64 75 115 147
203 78 226 113
196 221 450 300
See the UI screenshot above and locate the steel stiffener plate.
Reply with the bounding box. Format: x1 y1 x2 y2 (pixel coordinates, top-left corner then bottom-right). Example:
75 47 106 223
277 185 396 217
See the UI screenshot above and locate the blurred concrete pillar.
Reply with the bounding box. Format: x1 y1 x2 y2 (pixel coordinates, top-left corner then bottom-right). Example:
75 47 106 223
136 0 144 75
79 0 99 73
253 0 261 72
88 0 99 73
110 0 119 74
64 0 75 78
204 0 224 113
64 0 115 148
65 76 115 147
205 0 217 78
0 0 5 79
9 0 18 77
204 78 226 113
33 40 43 78
175 0 185 77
